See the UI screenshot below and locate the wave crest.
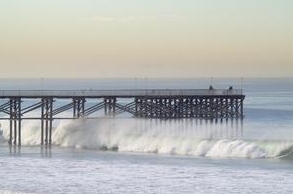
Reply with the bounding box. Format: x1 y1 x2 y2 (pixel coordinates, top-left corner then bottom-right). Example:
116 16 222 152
1 118 292 159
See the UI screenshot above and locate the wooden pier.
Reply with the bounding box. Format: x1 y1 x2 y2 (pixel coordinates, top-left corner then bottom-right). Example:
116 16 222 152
0 89 245 146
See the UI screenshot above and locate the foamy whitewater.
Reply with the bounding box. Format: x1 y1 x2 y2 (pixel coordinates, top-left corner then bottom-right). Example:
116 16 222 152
1 118 292 159
0 78 293 194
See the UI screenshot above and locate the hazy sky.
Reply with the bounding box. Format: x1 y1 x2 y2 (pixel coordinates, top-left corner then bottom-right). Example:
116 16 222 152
0 0 292 78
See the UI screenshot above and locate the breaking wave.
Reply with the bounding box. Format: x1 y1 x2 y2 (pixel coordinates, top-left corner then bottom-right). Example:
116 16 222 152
0 118 292 159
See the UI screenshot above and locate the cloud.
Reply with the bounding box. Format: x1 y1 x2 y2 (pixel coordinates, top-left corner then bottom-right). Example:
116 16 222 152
78 15 186 22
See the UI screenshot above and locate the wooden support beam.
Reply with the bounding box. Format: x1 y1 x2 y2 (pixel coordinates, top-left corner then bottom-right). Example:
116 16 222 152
41 98 44 145
18 98 21 146
49 98 53 146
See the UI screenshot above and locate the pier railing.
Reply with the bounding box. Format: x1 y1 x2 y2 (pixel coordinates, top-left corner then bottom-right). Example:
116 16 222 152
0 89 242 98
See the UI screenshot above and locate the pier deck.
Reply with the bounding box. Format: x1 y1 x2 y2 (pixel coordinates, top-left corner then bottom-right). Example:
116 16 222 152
0 89 243 98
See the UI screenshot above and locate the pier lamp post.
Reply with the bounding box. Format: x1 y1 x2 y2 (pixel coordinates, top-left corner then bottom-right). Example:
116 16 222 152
210 77 213 87
241 77 244 92
41 77 44 90
145 77 148 90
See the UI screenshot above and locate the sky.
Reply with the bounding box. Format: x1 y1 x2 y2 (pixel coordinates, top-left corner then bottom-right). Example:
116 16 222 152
0 0 292 78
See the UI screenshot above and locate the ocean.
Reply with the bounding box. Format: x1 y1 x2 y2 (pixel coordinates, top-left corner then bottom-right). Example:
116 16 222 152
0 78 293 194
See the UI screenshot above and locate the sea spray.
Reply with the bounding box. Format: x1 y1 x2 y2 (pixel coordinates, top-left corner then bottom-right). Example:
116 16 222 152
206 139 267 158
0 117 293 159
0 112 44 145
51 118 293 158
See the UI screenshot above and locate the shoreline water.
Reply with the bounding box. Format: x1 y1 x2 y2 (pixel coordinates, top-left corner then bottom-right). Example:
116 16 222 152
1 143 293 194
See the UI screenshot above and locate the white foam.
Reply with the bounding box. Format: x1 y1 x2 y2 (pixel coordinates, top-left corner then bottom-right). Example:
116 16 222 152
1 117 292 159
0 190 37 194
206 139 267 158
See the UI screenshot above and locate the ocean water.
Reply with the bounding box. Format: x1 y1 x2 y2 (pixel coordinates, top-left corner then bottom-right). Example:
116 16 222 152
0 78 293 194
